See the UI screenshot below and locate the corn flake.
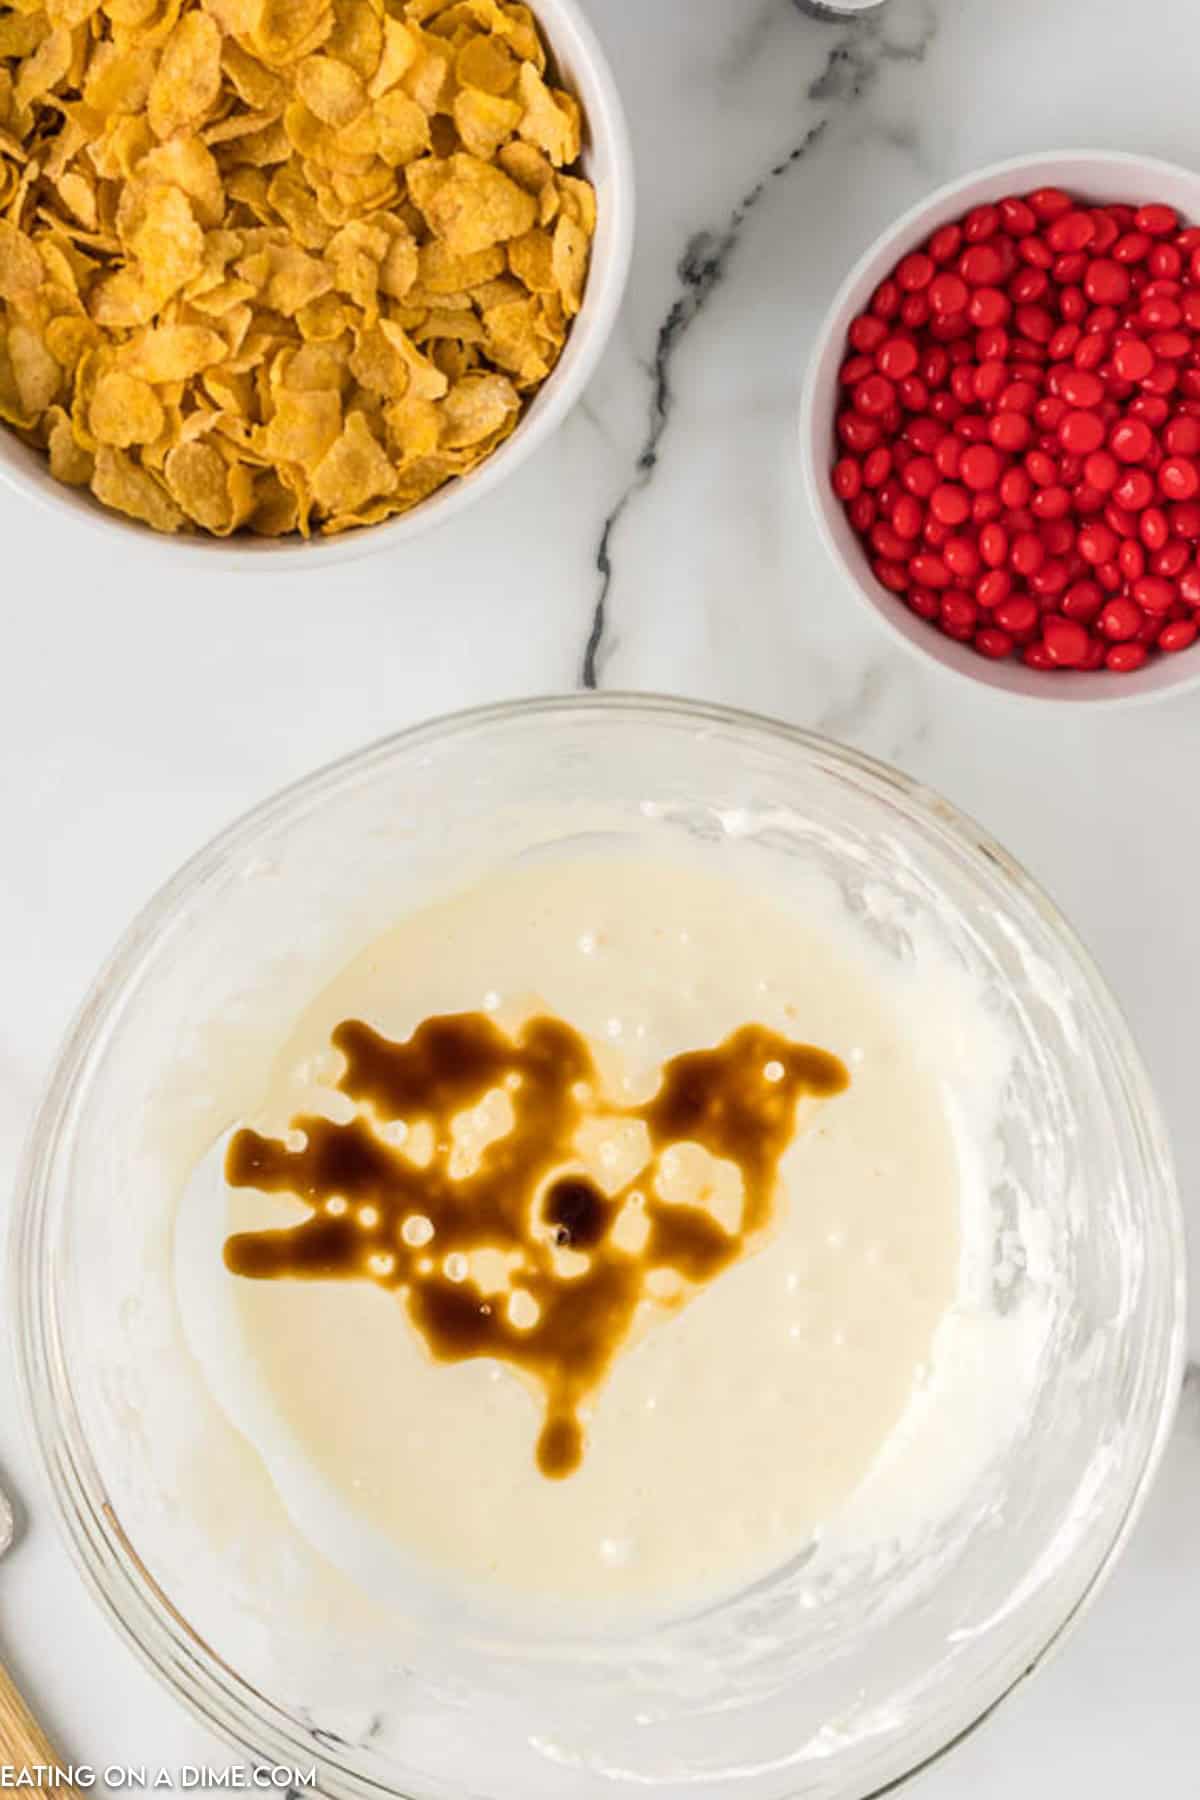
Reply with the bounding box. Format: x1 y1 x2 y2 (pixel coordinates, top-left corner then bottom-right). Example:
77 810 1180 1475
310 405 394 511
0 218 42 301
325 0 383 79
261 383 341 462
8 321 62 413
455 32 515 96
44 404 93 484
409 150 535 253
551 210 586 316
438 368 516 447
252 0 334 66
515 61 578 166
89 368 167 445
125 322 228 381
131 185 207 296
373 87 430 165
148 12 224 139
296 53 367 127
164 436 253 530
15 27 73 111
0 16 45 58
91 444 185 529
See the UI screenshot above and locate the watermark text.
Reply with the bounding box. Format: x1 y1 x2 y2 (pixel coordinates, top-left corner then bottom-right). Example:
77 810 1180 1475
0 1769 316 1791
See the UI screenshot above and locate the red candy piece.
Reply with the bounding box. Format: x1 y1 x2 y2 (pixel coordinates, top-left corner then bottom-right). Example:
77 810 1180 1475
992 595 1037 633
1047 211 1094 254
897 252 935 291
1136 202 1178 236
1084 259 1131 304
1029 186 1072 220
999 196 1036 235
960 243 1007 286
1112 338 1155 382
1110 418 1154 463
1160 619 1199 652
940 592 977 638
1043 616 1090 665
854 375 897 417
878 337 919 380
929 224 963 265
959 444 1002 491
1133 575 1176 613
1083 450 1119 491
990 411 1032 451
1160 456 1200 500
1106 642 1148 671
931 482 971 525
1113 467 1155 511
929 273 969 315
1060 410 1106 454
1165 416 1200 456
1099 598 1143 640
1061 580 1103 623
833 458 861 500
1058 369 1104 408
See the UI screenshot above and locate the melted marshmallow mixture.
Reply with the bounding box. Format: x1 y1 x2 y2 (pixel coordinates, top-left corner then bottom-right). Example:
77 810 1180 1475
184 856 965 1618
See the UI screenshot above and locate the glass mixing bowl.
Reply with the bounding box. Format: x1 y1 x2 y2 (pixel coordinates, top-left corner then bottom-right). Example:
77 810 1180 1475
11 697 1186 1800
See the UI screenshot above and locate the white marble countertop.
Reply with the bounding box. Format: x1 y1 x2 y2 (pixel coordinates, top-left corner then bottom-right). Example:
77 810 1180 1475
2 0 1198 1791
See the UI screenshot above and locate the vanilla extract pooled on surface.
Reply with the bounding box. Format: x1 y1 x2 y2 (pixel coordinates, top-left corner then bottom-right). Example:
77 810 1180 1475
225 1010 848 1478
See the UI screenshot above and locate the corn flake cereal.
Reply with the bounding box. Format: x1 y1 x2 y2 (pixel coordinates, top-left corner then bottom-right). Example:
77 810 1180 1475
0 0 596 536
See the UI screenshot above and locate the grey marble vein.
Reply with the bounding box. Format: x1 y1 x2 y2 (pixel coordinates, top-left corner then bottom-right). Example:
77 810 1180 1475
579 3 938 690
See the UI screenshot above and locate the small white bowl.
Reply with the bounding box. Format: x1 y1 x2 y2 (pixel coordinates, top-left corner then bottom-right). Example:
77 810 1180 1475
0 0 635 567
800 149 1200 705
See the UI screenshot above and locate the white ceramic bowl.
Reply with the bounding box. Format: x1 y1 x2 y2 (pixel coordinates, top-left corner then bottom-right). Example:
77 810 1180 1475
800 149 1200 705
0 0 635 567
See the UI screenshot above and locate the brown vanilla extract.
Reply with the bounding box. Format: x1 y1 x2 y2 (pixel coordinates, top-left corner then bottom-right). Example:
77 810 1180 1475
225 1011 848 1478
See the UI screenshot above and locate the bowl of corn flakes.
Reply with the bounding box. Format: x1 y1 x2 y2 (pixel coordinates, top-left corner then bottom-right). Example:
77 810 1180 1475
0 0 634 556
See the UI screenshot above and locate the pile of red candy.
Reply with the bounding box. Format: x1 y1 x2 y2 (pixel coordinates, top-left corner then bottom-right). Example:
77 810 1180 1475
832 188 1200 672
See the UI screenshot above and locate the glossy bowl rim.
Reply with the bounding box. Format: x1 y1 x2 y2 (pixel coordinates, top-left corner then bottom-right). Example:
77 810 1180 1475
10 691 1188 1798
799 146 1200 709
0 0 636 570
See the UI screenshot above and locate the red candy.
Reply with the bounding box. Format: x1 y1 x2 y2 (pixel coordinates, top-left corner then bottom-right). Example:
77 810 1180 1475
1043 616 1089 665
1133 575 1176 613
1161 619 1199 652
878 337 919 380
1058 369 1104 408
1084 259 1131 305
1136 203 1178 237
930 273 969 315
1113 338 1154 382
897 252 935 291
1110 418 1154 463
990 410 1032 451
960 444 1002 490
1099 598 1142 640
1060 410 1105 454
832 185 1200 673
1000 196 1037 235
854 374 896 417
1160 456 1200 500
1113 467 1154 511
960 243 1007 286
